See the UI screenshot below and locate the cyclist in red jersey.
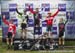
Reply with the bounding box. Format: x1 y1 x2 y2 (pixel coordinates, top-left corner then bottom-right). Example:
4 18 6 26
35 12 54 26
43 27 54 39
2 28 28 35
46 9 59 49
3 15 16 49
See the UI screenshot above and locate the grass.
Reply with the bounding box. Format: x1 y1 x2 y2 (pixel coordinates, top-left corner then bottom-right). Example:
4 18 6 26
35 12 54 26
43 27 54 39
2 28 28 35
65 41 75 46
0 38 75 53
0 36 75 53
0 29 2 36
0 29 75 53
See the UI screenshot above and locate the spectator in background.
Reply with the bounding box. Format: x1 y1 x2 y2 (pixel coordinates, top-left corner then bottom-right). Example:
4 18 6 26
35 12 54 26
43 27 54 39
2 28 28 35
3 15 16 49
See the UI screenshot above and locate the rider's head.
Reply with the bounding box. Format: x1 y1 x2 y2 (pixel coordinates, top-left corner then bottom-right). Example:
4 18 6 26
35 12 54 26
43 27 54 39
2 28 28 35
47 12 51 17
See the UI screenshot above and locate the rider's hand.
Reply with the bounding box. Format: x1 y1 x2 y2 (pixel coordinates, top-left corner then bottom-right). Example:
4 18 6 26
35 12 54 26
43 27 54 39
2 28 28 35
3 15 6 19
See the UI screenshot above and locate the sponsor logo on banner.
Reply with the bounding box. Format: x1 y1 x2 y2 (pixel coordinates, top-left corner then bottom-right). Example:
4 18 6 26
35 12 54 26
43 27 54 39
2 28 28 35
9 4 17 11
34 27 42 35
65 23 75 39
66 11 75 20
52 32 57 35
58 4 66 11
2 27 8 38
1 12 10 20
51 27 57 35
42 21 47 27
52 27 57 30
0 16 1 26
25 3 33 11
74 12 75 20
28 19 34 27
41 3 50 11
13 19 18 26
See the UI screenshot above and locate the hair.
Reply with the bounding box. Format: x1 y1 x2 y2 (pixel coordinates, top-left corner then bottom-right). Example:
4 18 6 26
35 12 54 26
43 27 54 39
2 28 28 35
47 12 51 15
48 12 51 14
60 18 63 20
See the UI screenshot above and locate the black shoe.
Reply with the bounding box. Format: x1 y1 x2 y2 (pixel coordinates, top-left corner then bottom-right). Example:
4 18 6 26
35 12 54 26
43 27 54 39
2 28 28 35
58 45 62 49
7 45 10 50
61 45 64 49
10 45 13 49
